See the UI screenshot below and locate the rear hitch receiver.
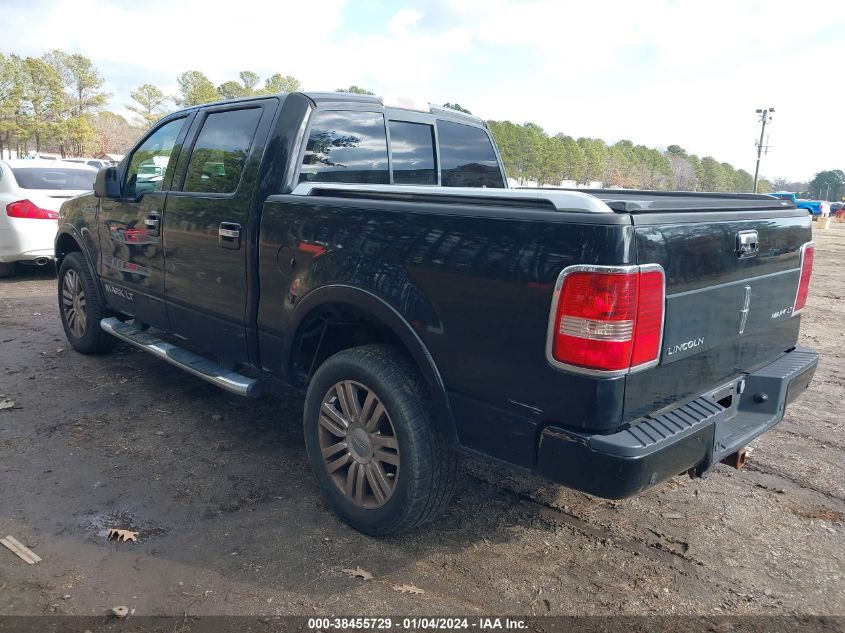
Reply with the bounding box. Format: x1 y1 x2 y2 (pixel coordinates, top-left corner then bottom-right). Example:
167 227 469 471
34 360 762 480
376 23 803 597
721 447 747 469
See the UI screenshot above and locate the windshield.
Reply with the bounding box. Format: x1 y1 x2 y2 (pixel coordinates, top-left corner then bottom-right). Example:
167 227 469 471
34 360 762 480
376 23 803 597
12 168 96 190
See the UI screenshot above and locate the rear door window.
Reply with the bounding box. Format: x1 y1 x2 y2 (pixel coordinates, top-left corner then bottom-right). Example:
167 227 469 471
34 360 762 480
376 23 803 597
183 108 262 194
436 120 504 188
299 111 389 184
388 121 436 185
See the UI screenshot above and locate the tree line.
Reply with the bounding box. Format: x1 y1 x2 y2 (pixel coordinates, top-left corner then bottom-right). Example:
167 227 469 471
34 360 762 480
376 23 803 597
2 48 827 197
486 120 774 193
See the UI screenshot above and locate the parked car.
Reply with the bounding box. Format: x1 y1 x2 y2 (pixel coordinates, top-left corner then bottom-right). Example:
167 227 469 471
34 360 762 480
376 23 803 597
54 92 818 535
63 158 112 170
768 191 823 216
0 160 96 278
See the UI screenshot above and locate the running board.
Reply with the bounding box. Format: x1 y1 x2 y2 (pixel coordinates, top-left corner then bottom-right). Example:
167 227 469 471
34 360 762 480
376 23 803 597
100 317 260 398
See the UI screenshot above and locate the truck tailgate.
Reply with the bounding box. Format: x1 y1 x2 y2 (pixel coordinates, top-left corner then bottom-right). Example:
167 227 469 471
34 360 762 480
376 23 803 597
623 210 812 422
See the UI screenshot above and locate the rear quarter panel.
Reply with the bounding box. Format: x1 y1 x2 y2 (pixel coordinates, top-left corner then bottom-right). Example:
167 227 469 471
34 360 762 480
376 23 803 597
257 196 635 466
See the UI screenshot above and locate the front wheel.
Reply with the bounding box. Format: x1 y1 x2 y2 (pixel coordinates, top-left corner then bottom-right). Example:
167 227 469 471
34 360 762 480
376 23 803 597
58 252 116 354
303 345 459 535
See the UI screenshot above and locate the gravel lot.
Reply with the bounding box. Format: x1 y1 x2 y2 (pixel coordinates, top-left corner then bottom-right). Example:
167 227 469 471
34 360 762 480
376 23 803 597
0 224 843 621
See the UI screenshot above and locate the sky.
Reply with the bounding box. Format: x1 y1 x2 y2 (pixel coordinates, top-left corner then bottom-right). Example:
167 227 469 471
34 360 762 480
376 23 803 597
3 0 843 182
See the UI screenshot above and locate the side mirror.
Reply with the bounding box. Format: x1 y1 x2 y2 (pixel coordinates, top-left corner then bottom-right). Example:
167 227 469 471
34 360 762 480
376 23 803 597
94 167 121 199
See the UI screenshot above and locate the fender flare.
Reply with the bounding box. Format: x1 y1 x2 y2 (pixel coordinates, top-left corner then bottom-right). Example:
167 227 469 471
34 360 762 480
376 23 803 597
55 225 106 306
286 284 456 441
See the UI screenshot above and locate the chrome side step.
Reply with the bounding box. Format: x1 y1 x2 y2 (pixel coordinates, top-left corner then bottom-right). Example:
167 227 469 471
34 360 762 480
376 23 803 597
100 317 260 398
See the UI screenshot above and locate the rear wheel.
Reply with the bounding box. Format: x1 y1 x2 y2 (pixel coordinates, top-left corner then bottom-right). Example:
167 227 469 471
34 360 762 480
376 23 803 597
58 253 116 354
303 345 459 535
0 262 15 278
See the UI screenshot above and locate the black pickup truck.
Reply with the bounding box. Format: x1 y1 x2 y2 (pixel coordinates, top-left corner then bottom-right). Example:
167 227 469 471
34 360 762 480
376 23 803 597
55 92 818 535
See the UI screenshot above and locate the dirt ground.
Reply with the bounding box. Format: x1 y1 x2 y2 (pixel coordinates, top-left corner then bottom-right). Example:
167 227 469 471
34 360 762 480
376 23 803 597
0 224 843 621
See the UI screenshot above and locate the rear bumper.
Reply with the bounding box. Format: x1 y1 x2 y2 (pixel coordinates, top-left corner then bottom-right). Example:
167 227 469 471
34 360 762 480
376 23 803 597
536 346 818 499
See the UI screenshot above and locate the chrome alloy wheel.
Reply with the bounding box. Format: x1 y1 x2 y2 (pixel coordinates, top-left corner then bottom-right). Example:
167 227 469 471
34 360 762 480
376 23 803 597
318 380 400 509
61 269 87 338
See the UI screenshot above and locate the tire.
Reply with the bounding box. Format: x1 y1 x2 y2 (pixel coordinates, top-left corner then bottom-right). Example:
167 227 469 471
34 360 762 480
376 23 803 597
58 252 116 355
303 344 459 535
0 262 15 278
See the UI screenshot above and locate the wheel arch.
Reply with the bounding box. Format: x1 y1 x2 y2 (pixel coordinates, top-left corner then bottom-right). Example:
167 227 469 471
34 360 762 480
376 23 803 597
286 284 456 443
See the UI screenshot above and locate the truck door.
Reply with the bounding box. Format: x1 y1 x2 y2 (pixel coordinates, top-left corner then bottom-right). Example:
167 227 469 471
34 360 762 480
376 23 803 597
161 100 276 364
97 114 193 327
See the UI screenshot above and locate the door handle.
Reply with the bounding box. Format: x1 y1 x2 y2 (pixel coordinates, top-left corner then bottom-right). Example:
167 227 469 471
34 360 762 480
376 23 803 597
219 222 241 250
145 212 160 236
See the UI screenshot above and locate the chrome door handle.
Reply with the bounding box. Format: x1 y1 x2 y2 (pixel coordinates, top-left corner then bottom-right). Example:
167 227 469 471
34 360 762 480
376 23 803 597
219 222 241 250
145 212 160 236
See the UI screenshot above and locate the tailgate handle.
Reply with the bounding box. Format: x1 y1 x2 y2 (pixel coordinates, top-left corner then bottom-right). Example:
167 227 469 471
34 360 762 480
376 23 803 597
736 230 759 258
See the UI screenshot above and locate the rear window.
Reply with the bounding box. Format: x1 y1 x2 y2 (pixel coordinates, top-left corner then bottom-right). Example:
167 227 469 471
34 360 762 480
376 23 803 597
436 120 503 188
12 168 95 190
300 111 389 184
183 108 262 194
389 121 436 185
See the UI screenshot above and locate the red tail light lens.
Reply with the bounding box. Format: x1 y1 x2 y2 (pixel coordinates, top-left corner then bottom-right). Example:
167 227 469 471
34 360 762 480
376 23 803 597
6 199 59 220
547 265 665 374
793 242 814 314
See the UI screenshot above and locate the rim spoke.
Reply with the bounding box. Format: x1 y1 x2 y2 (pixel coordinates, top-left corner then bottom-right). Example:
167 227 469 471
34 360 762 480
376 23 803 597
321 441 348 459
345 462 358 497
326 452 351 473
321 401 349 430
371 434 398 450
354 461 366 505
363 402 385 432
374 449 399 466
319 413 347 438
335 383 356 423
367 462 392 503
62 288 73 302
342 381 361 422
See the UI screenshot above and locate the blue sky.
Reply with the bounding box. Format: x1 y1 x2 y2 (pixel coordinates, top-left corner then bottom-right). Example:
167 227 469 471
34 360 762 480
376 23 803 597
3 0 843 181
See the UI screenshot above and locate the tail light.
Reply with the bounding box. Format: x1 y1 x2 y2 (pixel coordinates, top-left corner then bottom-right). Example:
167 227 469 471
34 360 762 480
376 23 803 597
6 199 59 220
793 242 814 314
546 264 665 375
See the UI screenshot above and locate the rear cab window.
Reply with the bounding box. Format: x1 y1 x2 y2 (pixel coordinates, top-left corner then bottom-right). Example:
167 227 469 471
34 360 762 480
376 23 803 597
388 120 436 185
299 111 389 184
297 108 503 188
436 120 504 188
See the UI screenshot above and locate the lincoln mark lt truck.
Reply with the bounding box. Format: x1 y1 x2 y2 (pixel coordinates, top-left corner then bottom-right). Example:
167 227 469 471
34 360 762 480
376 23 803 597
54 92 818 534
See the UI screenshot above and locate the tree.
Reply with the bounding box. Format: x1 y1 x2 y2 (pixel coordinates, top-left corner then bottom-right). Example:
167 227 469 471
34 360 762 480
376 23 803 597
0 53 26 158
175 71 219 106
666 144 688 159
20 57 65 152
127 83 169 128
217 80 247 100
699 156 728 191
808 169 845 201
43 50 109 118
239 71 260 94
90 111 141 155
261 73 300 93
335 85 374 95
442 103 472 114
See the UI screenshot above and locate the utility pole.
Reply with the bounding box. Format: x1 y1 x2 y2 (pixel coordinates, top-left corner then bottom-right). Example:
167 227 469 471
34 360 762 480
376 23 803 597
753 107 774 193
